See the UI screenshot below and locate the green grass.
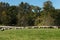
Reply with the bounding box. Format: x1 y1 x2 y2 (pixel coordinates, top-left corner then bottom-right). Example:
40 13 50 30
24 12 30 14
0 29 60 40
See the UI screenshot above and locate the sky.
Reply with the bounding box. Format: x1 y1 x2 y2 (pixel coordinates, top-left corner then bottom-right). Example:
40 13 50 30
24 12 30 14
0 0 60 9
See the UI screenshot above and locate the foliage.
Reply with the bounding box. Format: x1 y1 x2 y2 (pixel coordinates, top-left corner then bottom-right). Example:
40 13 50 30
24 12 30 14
0 0 60 26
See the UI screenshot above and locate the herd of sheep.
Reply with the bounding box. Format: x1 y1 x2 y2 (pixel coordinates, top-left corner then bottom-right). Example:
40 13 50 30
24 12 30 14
0 26 59 31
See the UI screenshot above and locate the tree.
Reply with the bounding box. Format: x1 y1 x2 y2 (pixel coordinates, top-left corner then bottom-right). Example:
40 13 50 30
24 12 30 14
32 6 41 26
54 9 60 26
17 2 30 26
0 2 9 25
39 0 55 26
7 6 18 26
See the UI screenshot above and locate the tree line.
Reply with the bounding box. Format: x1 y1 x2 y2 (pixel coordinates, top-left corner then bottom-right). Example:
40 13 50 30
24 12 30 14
0 1 60 26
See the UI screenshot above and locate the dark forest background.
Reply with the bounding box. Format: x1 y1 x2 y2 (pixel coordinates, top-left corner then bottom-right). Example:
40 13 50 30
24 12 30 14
0 0 60 26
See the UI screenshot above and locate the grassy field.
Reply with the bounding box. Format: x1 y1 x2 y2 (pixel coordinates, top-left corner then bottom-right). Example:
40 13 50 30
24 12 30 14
0 29 60 40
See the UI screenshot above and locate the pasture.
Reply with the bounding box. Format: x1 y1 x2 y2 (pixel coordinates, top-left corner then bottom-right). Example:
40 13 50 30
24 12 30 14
0 29 60 40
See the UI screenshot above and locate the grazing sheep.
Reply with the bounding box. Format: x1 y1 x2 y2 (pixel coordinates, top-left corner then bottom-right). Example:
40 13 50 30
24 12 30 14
9 28 12 29
34 27 39 29
1 28 4 31
25 27 28 29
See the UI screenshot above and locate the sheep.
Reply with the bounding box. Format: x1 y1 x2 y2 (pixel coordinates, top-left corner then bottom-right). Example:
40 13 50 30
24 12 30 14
1 28 4 31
